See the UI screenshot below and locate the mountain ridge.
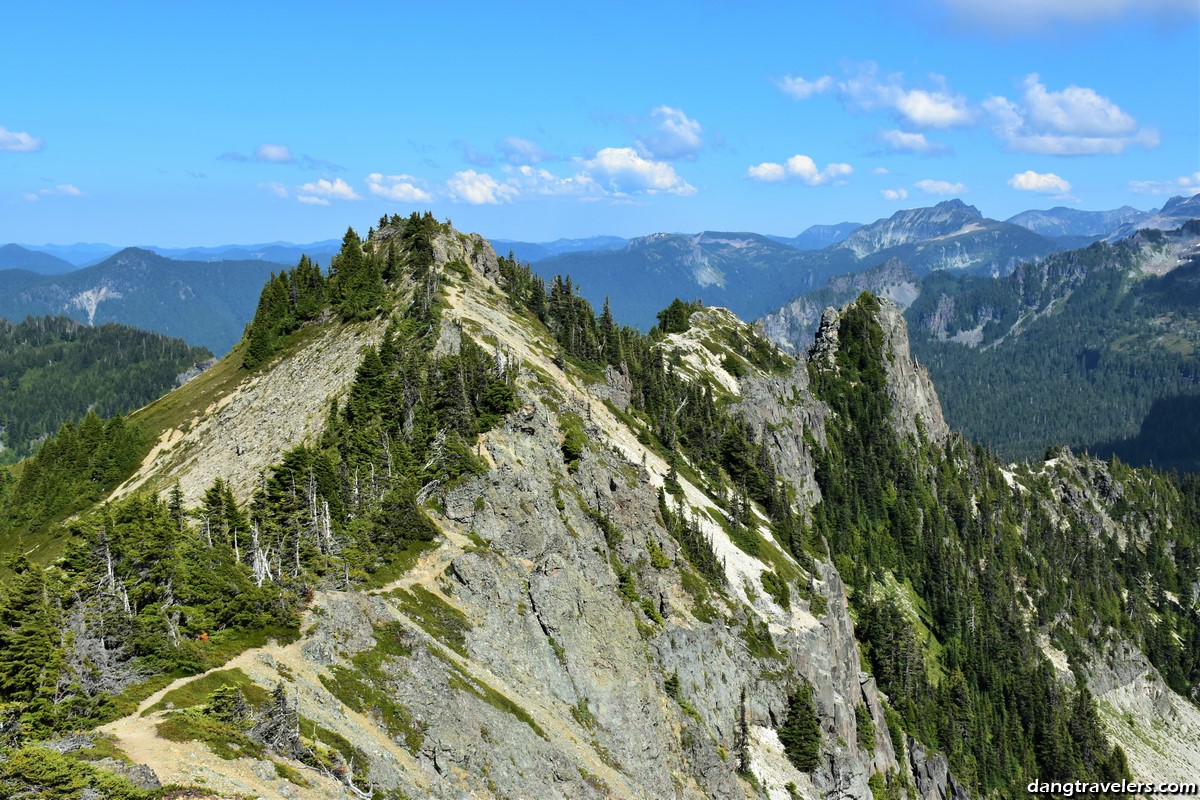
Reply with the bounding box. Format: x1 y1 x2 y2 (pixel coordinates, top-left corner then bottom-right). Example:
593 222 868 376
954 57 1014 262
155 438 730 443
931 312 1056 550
0 216 1196 799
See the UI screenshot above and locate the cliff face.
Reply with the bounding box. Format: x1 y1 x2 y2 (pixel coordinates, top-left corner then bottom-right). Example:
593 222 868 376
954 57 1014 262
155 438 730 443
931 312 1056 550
97 231 963 799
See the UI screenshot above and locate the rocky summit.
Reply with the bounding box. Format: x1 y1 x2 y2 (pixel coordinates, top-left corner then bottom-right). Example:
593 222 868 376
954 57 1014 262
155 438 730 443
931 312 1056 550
0 214 1197 800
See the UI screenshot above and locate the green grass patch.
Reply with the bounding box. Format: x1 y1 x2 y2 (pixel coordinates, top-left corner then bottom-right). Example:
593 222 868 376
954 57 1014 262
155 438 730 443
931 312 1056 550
142 667 267 716
389 586 471 656
157 709 264 760
273 760 311 787
679 566 720 623
104 624 297 723
878 572 945 686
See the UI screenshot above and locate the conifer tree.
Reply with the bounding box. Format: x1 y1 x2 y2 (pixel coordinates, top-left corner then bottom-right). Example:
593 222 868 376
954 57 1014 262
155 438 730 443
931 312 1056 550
778 683 821 772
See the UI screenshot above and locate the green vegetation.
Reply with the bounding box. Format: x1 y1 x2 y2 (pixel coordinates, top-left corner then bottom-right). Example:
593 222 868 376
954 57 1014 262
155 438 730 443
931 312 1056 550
318 623 424 753
389 587 471 657
856 702 876 752
0 212 515 752
0 746 159 799
656 298 704 334
142 667 266 715
806 293 1157 795
777 683 821 772
1 409 143 536
908 225 1200 468
0 316 210 464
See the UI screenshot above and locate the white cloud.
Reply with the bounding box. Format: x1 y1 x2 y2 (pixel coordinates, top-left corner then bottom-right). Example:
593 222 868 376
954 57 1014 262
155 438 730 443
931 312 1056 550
878 129 945 154
1020 74 1135 136
1129 172 1200 196
511 165 600 197
833 63 973 128
747 162 787 182
499 136 553 165
636 106 704 160
893 88 973 128
872 166 891 175
297 195 329 206
580 147 696 196
446 170 519 204
255 143 294 163
258 181 289 198
298 177 360 200
366 173 433 202
882 188 909 201
984 75 1155 156
931 0 1196 30
747 154 852 186
1008 170 1072 194
778 75 834 100
915 178 967 195
0 126 42 152
22 184 83 200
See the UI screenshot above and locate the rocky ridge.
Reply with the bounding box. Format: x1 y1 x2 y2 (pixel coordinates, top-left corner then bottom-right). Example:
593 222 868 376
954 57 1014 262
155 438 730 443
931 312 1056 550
95 229 965 799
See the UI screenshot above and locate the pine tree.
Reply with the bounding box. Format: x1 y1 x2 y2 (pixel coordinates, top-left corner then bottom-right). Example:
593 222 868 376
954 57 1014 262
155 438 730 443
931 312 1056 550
778 683 821 772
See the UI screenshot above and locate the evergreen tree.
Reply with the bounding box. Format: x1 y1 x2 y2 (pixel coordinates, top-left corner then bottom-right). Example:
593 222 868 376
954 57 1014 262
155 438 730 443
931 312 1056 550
778 683 821 772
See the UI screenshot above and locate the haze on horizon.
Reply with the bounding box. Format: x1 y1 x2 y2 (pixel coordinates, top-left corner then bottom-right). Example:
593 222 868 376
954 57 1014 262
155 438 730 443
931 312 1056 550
2 0 1197 248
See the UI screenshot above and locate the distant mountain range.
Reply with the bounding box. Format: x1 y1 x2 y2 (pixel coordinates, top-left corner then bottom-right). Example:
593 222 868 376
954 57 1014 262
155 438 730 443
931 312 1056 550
0 244 79 275
1005 205 1148 238
0 248 283 353
7 194 1195 354
490 235 628 263
16 239 341 268
761 218 1200 469
532 200 1064 329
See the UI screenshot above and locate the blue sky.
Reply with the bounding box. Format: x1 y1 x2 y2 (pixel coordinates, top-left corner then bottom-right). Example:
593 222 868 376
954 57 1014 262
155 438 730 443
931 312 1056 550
2 1 1197 247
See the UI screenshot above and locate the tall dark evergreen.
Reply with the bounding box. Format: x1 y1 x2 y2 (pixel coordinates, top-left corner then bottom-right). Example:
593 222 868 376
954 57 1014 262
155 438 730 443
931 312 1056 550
778 683 821 772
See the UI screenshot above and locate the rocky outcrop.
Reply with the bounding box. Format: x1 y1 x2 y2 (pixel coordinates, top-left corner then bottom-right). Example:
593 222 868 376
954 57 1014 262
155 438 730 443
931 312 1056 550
908 738 971 800
876 299 950 444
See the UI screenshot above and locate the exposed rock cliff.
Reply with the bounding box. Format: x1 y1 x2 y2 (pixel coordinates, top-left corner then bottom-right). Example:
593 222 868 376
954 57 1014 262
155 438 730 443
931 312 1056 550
96 230 970 799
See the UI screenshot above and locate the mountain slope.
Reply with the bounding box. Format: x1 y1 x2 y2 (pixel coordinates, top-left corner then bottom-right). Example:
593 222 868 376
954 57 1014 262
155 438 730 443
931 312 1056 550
769 222 863 250
0 248 288 353
0 216 1196 799
836 199 1060 272
532 230 852 329
758 258 920 349
539 202 1061 333
0 316 211 462
904 224 1200 463
0 243 78 275
1107 193 1200 241
1006 205 1148 238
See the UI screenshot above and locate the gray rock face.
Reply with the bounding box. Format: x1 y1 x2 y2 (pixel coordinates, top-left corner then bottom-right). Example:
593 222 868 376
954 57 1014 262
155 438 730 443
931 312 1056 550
876 299 950 444
808 307 841 368
908 738 970 800
737 364 826 505
92 758 162 790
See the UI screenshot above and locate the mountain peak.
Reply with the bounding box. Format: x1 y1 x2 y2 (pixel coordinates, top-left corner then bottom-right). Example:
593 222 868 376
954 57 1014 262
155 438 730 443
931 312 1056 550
838 199 986 258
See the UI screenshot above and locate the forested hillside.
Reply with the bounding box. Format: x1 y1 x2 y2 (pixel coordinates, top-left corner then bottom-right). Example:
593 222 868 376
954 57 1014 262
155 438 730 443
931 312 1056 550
0 215 1195 799
906 224 1200 466
0 317 210 464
